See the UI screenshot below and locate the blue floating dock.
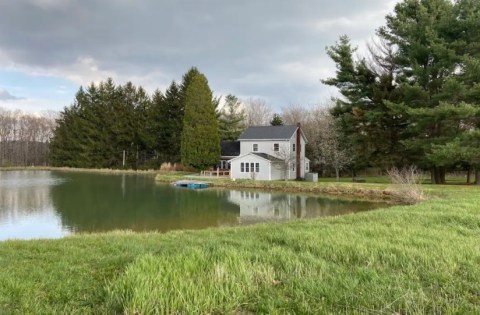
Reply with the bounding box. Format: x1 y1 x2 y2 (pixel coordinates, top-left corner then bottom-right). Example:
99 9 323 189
173 180 209 189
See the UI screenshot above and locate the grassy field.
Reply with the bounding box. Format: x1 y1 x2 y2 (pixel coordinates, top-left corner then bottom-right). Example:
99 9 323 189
0 180 479 314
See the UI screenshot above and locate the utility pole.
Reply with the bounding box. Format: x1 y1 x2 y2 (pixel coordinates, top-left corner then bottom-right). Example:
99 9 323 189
122 150 126 168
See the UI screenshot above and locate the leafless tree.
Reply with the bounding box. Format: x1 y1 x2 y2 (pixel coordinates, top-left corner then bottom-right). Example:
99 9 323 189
311 110 352 181
0 107 57 167
243 98 273 126
281 105 309 126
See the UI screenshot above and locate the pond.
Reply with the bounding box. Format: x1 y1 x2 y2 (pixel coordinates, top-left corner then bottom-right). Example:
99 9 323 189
0 171 388 241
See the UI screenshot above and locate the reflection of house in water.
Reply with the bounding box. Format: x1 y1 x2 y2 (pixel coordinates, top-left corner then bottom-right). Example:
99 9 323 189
227 190 386 224
227 190 307 223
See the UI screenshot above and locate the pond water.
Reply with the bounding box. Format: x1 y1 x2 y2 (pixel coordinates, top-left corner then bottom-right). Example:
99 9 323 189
0 171 388 241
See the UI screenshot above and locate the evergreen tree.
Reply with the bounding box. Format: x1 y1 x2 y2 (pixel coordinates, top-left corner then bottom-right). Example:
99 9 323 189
270 114 284 126
324 0 480 183
218 94 245 140
378 0 472 183
323 36 378 173
50 79 152 169
180 72 220 169
151 81 183 162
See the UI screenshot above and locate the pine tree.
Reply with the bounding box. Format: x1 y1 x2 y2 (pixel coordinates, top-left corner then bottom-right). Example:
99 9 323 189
270 114 284 126
180 72 220 169
150 81 183 163
218 94 245 140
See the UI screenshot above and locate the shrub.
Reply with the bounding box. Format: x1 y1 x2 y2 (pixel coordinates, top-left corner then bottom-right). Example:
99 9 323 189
159 162 195 172
387 166 425 204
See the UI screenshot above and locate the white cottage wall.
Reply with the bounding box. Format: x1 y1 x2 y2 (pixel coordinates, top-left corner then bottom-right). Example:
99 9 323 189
240 140 290 157
230 155 272 180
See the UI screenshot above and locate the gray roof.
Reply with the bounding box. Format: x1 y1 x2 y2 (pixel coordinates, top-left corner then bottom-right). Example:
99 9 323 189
252 152 283 162
238 125 298 140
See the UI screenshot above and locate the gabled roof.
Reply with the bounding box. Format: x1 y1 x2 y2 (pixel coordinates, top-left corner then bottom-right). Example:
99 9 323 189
251 152 283 162
221 141 240 157
239 125 298 140
228 152 283 163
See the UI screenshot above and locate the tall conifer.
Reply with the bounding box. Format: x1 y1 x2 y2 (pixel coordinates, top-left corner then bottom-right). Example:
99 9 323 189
180 72 220 169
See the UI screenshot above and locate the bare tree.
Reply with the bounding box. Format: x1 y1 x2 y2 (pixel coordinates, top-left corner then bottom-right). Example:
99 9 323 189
273 145 297 181
0 107 57 167
243 98 273 126
313 112 352 182
281 105 309 125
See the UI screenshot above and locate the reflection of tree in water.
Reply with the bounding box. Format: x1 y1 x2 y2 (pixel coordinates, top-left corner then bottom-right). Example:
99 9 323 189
0 171 57 220
50 173 239 233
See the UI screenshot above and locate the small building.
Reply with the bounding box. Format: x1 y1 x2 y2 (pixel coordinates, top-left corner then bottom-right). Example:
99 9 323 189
228 124 309 181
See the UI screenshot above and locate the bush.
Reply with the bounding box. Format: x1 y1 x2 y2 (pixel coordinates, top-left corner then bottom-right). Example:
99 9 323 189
159 162 195 172
387 166 425 204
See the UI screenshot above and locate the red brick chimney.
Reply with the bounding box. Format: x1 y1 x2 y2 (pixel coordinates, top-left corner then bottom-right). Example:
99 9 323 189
296 122 301 179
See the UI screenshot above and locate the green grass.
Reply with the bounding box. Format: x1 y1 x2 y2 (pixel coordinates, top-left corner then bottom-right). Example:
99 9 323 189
0 184 479 314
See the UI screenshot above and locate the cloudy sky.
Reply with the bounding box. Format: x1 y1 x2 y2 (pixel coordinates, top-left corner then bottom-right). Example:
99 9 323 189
0 0 398 112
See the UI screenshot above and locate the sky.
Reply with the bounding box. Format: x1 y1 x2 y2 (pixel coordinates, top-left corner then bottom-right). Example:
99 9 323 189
0 0 398 113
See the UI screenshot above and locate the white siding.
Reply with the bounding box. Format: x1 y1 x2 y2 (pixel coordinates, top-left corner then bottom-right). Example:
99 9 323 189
270 162 284 180
233 128 309 181
240 140 290 157
230 154 272 180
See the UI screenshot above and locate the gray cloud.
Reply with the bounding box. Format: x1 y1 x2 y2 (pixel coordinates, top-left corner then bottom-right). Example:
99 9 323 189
0 0 397 108
0 88 24 101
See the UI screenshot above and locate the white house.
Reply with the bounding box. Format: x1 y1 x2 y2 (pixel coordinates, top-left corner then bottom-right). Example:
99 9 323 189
227 124 310 181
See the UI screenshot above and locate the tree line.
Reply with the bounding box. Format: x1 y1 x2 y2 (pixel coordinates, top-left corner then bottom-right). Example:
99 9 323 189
323 0 480 184
0 108 56 166
50 67 248 169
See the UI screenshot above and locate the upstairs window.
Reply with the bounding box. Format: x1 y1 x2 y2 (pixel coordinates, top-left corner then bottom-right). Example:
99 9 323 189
253 144 258 152
274 143 279 151
293 143 296 152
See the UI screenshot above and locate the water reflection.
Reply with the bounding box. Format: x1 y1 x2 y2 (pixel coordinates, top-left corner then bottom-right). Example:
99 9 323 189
228 190 380 223
0 171 69 240
49 173 240 233
0 171 388 241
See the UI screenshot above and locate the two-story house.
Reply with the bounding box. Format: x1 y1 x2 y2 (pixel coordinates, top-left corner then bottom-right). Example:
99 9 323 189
226 124 309 181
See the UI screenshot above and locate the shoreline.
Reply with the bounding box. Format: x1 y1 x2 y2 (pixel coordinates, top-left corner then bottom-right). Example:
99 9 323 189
0 166 159 175
155 172 398 201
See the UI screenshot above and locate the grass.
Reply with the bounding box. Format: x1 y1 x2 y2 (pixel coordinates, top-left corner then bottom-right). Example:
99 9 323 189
0 181 479 313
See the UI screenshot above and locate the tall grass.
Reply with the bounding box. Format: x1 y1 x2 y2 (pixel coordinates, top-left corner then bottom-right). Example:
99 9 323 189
387 166 425 204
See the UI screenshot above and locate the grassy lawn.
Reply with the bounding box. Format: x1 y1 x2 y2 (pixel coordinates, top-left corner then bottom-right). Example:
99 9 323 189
0 182 479 314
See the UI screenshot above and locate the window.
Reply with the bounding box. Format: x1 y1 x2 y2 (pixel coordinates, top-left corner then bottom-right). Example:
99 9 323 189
274 143 279 151
241 163 244 172
292 143 296 152
251 163 254 172
253 144 258 152
291 163 295 171
245 162 250 172
255 163 259 172
305 162 309 172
